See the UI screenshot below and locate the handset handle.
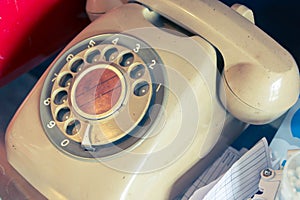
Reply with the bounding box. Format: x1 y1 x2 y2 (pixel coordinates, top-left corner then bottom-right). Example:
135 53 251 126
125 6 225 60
134 0 293 73
135 0 299 124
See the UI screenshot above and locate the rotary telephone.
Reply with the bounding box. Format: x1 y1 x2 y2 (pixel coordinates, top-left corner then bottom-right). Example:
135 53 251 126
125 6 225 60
5 0 299 199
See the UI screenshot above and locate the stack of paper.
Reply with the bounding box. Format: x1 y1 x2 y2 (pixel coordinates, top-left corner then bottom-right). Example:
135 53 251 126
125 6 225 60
183 138 271 200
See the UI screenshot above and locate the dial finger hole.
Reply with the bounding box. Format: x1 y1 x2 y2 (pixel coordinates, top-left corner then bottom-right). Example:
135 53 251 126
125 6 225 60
134 81 150 96
104 47 118 62
59 73 73 87
70 59 84 73
66 120 81 135
119 52 134 67
56 107 71 122
54 90 68 105
130 64 145 79
86 49 101 63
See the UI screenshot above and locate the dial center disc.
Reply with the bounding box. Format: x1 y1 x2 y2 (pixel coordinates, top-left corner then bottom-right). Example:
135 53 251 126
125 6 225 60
71 64 126 119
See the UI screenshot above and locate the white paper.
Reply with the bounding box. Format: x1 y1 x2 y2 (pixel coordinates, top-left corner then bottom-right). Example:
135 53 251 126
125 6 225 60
198 138 271 200
189 176 222 200
182 146 246 199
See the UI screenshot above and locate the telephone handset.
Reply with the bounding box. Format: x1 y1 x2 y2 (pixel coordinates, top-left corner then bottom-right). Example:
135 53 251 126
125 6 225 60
5 0 299 199
135 0 299 124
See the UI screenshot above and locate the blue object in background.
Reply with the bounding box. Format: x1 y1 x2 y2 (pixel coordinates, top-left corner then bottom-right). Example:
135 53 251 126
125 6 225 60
291 109 300 139
270 97 300 168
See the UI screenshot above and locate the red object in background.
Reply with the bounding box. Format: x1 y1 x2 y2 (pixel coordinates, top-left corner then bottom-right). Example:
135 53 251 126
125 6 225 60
0 0 90 86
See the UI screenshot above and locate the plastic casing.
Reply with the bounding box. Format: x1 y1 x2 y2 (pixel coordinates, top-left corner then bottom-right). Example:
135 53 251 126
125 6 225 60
6 3 246 199
5 0 299 199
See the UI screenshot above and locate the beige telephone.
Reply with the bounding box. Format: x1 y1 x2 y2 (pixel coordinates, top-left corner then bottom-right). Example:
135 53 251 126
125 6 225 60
5 0 299 199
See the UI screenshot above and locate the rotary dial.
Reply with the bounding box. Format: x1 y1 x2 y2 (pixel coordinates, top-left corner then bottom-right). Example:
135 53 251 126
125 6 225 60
40 34 165 158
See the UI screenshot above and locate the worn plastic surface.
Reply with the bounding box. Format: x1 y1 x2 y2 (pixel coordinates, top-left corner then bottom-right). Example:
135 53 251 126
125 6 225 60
5 4 247 199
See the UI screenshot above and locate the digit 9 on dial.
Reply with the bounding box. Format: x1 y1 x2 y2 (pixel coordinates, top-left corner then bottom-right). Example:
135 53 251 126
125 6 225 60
40 34 165 159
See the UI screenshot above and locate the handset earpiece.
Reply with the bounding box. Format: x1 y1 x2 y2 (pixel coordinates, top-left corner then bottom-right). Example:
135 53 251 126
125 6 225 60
134 0 300 124
220 62 299 124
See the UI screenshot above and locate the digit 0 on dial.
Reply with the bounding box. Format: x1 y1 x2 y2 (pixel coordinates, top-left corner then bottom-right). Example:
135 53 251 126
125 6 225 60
40 34 165 158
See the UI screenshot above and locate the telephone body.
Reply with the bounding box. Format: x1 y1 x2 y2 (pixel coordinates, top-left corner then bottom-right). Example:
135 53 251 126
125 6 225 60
5 0 299 199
